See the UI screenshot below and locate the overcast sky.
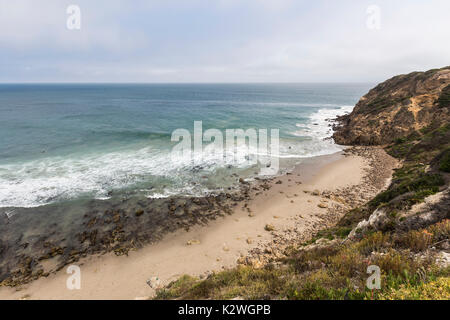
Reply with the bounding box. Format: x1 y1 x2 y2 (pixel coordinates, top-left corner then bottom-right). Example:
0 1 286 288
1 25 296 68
1 0 449 83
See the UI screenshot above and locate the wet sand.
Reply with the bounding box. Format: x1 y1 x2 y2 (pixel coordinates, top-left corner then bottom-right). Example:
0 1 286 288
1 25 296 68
0 147 398 300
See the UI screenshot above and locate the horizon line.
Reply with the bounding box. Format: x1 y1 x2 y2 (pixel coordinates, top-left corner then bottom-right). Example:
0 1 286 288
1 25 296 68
0 81 377 85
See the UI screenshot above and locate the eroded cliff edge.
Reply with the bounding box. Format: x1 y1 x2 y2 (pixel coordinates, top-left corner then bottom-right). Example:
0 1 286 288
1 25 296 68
333 66 450 145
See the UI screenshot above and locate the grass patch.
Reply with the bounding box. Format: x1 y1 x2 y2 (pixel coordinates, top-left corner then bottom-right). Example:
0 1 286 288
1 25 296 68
305 226 353 244
438 84 450 108
369 171 444 209
439 148 450 172
377 123 449 210
155 266 288 300
365 96 411 115
379 277 450 300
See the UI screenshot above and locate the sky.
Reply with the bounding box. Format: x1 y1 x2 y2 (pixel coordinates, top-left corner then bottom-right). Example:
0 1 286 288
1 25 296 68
0 0 449 83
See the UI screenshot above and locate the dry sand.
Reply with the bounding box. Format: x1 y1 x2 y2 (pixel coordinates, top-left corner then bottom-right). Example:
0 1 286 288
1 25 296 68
0 148 395 300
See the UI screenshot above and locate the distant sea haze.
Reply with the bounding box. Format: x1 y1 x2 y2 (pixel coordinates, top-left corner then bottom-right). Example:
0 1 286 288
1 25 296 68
0 83 372 208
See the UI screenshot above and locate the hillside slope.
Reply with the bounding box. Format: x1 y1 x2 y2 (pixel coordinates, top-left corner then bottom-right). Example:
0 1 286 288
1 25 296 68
334 67 450 145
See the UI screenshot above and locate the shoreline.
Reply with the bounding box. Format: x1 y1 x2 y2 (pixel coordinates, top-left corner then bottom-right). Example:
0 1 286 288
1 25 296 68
0 146 399 299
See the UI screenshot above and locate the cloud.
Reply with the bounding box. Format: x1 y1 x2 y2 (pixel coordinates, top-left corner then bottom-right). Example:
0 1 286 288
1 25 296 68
0 0 449 82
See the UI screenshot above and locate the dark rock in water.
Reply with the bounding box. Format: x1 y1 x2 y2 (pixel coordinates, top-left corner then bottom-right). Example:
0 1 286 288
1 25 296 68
135 209 144 217
173 208 185 217
137 200 147 207
333 66 450 145
186 204 201 215
192 165 204 172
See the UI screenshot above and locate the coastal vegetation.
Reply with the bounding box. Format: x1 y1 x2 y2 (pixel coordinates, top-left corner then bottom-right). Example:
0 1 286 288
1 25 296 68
155 221 449 300
438 84 450 108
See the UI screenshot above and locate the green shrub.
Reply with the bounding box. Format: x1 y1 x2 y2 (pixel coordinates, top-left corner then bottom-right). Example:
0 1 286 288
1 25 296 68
396 230 433 252
379 277 450 300
369 172 444 208
439 148 450 172
438 84 450 108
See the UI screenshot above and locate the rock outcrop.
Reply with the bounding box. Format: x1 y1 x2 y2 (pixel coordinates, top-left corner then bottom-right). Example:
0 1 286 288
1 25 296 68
333 66 450 145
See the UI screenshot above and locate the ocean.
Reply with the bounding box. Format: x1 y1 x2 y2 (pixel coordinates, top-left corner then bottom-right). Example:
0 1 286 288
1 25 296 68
0 83 371 209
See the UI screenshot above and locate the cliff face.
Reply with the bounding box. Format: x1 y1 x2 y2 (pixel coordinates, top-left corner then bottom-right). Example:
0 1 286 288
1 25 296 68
333 67 450 145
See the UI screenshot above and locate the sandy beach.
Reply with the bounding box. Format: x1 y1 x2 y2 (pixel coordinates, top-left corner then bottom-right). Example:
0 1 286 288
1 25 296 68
0 147 398 300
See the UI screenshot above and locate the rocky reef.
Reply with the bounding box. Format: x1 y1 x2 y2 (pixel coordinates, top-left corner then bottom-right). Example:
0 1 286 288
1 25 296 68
333 66 450 145
0 179 266 287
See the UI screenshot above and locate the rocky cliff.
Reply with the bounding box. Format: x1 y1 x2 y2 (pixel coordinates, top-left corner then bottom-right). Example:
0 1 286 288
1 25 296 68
333 66 450 145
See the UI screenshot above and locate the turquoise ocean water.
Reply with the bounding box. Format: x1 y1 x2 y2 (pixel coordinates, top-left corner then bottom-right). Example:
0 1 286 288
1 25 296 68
0 83 371 208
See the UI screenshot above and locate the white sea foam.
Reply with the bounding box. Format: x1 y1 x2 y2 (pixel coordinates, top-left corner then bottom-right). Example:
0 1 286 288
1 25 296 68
293 105 353 140
0 142 271 207
0 146 186 207
287 105 354 158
